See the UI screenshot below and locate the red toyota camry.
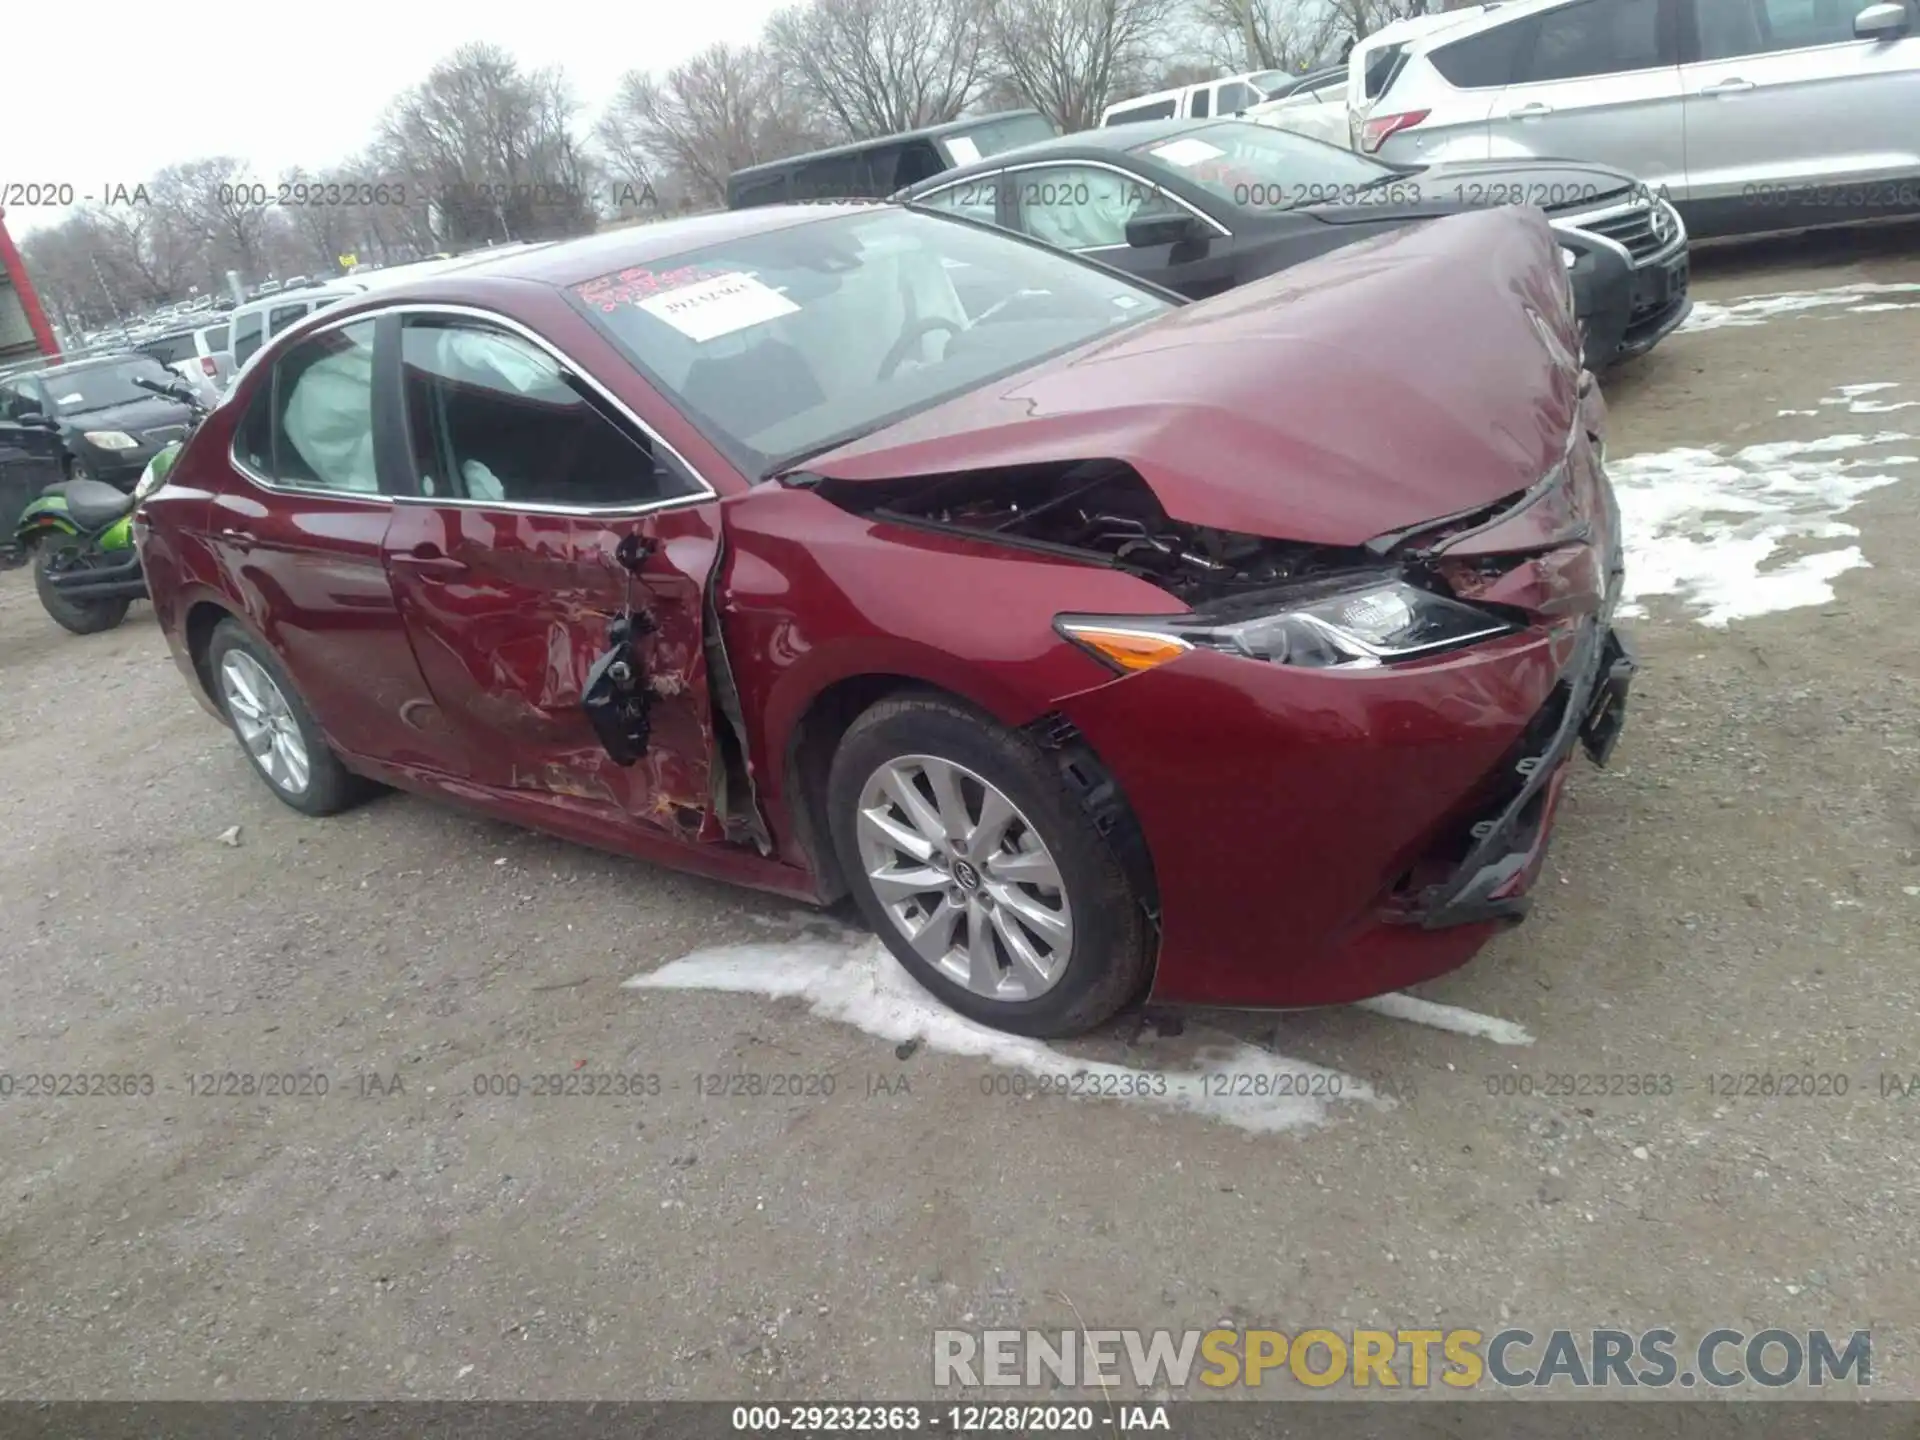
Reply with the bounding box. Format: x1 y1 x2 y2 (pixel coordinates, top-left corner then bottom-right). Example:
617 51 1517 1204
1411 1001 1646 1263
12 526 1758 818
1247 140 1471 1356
134 201 1631 1037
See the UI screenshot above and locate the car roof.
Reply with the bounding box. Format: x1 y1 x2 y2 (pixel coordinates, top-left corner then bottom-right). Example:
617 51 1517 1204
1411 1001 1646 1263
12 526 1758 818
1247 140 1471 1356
899 117 1264 188
726 110 1050 184
1380 0 1566 51
384 205 872 290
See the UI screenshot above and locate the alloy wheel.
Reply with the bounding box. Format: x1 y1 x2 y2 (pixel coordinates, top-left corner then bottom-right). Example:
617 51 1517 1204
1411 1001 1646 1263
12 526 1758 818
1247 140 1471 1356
219 651 311 797
855 754 1074 1001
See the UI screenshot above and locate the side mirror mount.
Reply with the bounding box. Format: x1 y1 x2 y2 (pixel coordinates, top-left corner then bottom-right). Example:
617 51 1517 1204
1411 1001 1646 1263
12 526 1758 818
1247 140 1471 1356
1854 2 1908 37
1126 212 1207 249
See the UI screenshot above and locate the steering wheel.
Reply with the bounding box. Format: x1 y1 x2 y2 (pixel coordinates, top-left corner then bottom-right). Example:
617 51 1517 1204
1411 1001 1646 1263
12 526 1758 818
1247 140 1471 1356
877 316 965 382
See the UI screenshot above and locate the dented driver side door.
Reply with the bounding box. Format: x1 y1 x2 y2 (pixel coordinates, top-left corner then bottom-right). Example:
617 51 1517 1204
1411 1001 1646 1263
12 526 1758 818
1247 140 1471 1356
380 311 722 838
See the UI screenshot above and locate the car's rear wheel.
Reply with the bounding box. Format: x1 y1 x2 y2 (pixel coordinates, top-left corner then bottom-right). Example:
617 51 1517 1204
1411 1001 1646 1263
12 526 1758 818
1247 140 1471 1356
207 619 372 817
827 693 1151 1038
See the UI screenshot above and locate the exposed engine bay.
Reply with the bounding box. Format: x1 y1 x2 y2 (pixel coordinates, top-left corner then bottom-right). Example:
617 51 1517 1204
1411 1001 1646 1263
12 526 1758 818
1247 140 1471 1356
811 461 1382 606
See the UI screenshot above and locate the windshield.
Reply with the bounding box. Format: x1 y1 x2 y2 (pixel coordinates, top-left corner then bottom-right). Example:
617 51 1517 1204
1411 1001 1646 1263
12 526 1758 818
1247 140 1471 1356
44 356 179 414
570 206 1172 478
1129 121 1394 212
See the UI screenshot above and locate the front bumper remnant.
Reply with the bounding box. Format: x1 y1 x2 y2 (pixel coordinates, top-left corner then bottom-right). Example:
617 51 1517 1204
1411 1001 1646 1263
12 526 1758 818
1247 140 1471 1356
1412 622 1637 930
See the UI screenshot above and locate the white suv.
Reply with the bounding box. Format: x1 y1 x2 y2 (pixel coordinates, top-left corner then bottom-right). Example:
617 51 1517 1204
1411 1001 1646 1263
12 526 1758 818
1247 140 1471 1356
1349 0 1919 238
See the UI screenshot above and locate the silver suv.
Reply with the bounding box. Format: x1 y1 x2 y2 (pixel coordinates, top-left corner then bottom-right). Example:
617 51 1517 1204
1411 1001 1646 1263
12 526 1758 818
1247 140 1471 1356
1350 0 1918 238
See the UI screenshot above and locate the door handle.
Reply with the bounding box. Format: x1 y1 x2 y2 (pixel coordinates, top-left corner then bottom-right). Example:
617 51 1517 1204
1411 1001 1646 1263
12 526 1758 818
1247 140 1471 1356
217 526 253 543
1508 101 1554 117
394 541 468 574
1701 78 1755 94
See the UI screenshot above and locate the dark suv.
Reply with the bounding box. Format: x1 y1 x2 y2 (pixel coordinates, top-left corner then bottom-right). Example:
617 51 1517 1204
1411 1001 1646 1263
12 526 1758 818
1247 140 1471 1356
726 110 1059 209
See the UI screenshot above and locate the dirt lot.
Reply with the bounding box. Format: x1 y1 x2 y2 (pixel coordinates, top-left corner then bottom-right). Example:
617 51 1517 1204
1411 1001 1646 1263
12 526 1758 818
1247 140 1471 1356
2 224 1918 1402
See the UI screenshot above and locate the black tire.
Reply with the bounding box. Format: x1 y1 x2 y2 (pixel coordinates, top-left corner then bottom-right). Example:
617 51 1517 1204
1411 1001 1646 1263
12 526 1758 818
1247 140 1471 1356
206 618 374 817
826 693 1152 1038
33 537 131 635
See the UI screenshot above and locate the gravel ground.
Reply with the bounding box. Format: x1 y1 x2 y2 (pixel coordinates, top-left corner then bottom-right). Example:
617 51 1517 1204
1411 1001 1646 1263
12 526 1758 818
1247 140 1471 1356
2 224 1917 1402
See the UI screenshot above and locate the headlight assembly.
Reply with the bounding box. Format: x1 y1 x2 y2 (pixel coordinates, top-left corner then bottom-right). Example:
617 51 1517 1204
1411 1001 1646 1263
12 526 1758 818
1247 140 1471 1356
1058 577 1518 674
83 430 140 450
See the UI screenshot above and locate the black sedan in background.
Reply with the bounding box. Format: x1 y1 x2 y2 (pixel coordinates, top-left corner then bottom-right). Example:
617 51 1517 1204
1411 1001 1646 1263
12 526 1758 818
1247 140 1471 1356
897 118 1692 368
0 353 203 490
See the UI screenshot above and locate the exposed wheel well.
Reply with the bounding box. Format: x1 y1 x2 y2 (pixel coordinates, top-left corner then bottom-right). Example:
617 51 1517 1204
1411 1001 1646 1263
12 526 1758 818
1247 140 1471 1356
184 600 236 708
785 674 941 904
783 675 1158 934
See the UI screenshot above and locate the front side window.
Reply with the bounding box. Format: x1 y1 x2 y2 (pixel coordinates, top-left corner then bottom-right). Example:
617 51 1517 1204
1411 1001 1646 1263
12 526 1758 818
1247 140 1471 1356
1012 164 1185 250
917 174 1005 226
1129 121 1394 211
1217 81 1259 111
400 319 701 509
568 206 1174 477
270 320 381 494
1191 87 1213 117
1513 0 1671 81
1694 0 1884 56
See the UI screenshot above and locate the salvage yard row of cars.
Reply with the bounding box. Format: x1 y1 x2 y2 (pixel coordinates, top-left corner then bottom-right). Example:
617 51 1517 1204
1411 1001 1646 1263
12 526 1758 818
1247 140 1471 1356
10 0 1916 1039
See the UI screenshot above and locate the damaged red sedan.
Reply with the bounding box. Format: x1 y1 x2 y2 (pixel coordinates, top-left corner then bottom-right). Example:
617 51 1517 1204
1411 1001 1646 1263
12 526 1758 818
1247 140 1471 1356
135 201 1633 1037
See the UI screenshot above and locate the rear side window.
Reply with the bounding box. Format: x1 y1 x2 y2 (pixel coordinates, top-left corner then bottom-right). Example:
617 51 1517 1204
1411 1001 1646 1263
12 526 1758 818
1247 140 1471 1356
1512 0 1672 81
731 173 789 208
1364 44 1410 98
790 152 874 202
205 324 230 350
231 311 267 367
270 320 382 493
1191 87 1213 117
1431 23 1531 86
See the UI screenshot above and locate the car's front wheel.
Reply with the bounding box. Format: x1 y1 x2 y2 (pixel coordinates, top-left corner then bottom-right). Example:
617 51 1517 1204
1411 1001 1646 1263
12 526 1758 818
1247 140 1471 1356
207 619 372 817
827 694 1152 1038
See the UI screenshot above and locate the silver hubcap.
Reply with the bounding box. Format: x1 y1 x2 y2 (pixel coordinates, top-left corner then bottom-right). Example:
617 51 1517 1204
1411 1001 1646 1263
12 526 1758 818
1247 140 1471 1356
856 754 1074 1002
220 651 310 796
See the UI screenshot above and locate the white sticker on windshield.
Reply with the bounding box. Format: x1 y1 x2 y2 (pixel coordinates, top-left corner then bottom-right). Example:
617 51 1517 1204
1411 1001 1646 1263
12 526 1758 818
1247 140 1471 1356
1150 138 1226 167
638 272 799 343
57 393 85 406
945 135 982 165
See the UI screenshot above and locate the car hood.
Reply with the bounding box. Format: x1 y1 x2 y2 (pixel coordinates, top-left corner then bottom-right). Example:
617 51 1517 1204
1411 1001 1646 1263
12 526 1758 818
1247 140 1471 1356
802 207 1584 546
1307 158 1639 224
56 395 194 438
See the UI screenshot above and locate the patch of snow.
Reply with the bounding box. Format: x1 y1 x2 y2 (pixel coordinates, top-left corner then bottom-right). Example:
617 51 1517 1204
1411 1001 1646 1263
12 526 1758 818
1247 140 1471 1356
626 937 1384 1134
1353 993 1535 1046
1609 430 1914 626
1679 282 1920 333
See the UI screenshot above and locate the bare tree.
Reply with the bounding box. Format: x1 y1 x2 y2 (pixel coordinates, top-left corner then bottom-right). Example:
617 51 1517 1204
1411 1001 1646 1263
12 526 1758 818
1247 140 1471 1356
982 0 1181 131
146 157 274 279
374 43 599 249
1194 0 1344 70
596 44 824 209
765 0 988 139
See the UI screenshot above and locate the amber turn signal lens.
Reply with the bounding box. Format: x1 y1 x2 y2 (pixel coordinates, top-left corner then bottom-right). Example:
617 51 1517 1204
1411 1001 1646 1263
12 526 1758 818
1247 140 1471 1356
1059 624 1193 673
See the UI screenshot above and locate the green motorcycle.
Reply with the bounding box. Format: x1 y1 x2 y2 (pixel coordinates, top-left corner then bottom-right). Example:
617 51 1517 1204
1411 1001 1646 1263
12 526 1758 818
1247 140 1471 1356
13 376 207 635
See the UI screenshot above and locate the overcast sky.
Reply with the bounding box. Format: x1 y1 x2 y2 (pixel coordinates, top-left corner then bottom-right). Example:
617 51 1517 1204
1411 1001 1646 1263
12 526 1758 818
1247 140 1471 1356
6 0 788 238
